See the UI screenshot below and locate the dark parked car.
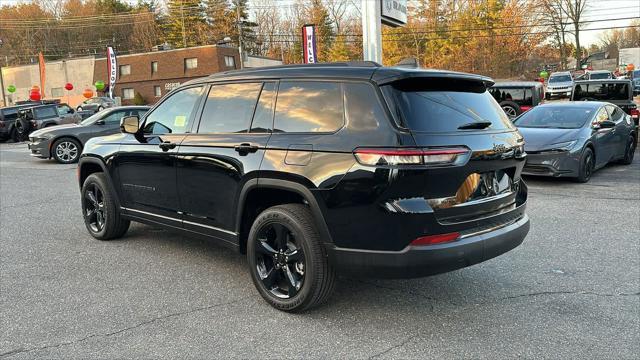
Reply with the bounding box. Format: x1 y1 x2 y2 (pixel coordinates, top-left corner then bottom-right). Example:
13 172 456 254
572 79 639 127
0 105 22 142
28 106 149 164
11 104 80 142
489 81 545 119
514 102 636 182
78 63 530 311
76 97 115 112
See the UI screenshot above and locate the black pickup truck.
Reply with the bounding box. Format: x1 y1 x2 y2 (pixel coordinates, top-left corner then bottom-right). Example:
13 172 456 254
572 79 639 128
1 103 81 142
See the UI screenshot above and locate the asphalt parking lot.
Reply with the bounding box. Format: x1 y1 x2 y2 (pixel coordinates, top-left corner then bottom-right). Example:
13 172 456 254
1 142 638 359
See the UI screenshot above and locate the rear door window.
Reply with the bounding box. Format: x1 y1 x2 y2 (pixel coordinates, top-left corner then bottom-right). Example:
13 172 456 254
383 81 515 133
273 81 344 133
197 82 262 133
606 105 624 123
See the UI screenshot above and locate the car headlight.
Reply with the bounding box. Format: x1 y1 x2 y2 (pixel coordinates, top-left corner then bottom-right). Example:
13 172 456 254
543 140 577 152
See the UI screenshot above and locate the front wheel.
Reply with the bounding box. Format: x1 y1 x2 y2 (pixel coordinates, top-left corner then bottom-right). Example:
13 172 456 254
247 204 335 312
81 173 130 240
576 148 594 183
98 106 104 111
52 137 81 164
620 136 636 165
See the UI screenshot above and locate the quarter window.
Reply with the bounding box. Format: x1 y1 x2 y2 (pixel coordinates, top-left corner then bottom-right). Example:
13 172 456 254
198 82 262 133
606 105 623 122
595 107 610 123
274 81 344 133
143 86 203 135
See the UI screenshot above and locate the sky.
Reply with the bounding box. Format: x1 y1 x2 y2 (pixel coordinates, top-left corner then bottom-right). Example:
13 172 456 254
0 0 638 47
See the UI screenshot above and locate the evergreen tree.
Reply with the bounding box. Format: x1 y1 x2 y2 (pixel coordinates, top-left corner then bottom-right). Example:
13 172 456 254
232 0 259 55
204 0 236 44
164 0 205 48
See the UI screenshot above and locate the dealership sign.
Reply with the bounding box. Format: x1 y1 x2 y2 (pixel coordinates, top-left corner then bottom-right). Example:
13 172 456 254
106 46 117 99
381 0 407 27
302 24 318 64
165 82 180 91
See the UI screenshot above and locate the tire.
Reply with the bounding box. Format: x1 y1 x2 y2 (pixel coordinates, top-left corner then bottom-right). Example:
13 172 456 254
576 147 595 183
10 128 20 142
499 101 522 119
81 173 130 240
77 107 83 111
52 137 82 164
98 106 104 111
620 136 636 165
247 204 335 312
14 118 31 140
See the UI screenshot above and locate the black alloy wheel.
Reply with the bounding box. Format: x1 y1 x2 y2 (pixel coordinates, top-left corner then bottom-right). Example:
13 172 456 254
255 222 305 299
621 136 636 165
81 173 130 240
247 204 335 312
577 148 594 183
84 183 106 233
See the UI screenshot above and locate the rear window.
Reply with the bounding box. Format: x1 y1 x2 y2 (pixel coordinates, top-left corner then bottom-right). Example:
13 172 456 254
384 80 515 133
573 83 630 101
488 87 533 106
33 106 58 119
589 72 611 80
1 108 19 121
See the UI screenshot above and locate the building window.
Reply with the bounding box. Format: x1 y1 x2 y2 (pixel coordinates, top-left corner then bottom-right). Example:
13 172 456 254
154 86 161 97
224 56 236 68
51 87 64 97
120 64 131 76
122 88 135 99
184 57 198 70
151 61 158 73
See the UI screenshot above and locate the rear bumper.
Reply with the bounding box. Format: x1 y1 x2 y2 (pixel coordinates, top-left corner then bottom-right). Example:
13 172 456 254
329 214 529 278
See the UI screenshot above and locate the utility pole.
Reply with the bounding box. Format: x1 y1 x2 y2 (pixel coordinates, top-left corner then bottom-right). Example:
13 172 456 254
361 0 382 63
235 1 244 69
0 39 5 107
180 0 186 48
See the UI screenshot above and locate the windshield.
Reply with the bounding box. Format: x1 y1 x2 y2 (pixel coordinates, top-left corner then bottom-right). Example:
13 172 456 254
549 75 572 83
573 82 630 101
589 72 611 80
514 106 593 129
383 80 515 133
80 111 106 125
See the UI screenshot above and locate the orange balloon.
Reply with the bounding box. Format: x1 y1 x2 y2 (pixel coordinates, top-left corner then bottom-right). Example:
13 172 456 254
82 88 94 99
626 64 635 71
31 85 40 91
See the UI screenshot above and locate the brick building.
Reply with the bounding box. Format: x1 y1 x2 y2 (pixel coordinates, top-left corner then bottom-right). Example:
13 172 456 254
93 45 243 105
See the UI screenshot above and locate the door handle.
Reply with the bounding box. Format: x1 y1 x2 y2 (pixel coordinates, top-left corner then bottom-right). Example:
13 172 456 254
234 143 259 155
159 141 177 152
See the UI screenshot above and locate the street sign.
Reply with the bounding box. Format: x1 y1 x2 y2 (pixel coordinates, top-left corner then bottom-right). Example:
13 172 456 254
381 0 407 27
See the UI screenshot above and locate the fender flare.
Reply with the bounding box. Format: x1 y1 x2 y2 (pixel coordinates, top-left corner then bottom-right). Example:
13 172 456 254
78 156 123 211
236 178 334 245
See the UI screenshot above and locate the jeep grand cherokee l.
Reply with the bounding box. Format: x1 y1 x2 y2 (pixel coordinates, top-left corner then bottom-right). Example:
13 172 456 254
77 63 530 312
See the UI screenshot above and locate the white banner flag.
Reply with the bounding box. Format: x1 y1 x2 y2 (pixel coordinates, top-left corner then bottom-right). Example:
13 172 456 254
107 46 117 99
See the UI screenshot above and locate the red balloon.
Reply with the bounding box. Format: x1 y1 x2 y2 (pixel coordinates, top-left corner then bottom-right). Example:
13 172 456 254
29 90 41 101
64 83 73 91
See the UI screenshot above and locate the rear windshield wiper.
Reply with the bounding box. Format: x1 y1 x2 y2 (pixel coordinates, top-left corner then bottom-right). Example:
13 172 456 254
457 121 492 130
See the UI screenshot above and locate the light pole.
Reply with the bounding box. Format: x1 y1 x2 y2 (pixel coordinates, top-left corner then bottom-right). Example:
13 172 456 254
235 2 244 69
361 0 382 63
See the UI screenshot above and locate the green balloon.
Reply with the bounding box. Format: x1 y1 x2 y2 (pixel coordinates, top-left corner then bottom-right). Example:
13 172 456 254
7 85 16 93
539 71 549 79
95 81 105 91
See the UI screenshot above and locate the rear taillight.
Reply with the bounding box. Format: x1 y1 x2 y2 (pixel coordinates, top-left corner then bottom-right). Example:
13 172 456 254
410 232 460 246
353 147 470 167
520 106 532 112
631 108 639 119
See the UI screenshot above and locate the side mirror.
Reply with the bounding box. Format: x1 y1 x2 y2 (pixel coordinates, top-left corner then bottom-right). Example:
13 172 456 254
599 120 616 129
121 115 140 134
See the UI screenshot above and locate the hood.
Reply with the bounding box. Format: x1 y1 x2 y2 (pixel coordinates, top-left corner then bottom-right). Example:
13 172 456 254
517 127 581 152
29 123 80 138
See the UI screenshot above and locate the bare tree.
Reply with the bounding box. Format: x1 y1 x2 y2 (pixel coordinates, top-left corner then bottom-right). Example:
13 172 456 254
540 0 568 69
562 0 588 69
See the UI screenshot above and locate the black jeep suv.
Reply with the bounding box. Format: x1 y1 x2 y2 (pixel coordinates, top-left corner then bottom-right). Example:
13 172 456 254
78 63 530 311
